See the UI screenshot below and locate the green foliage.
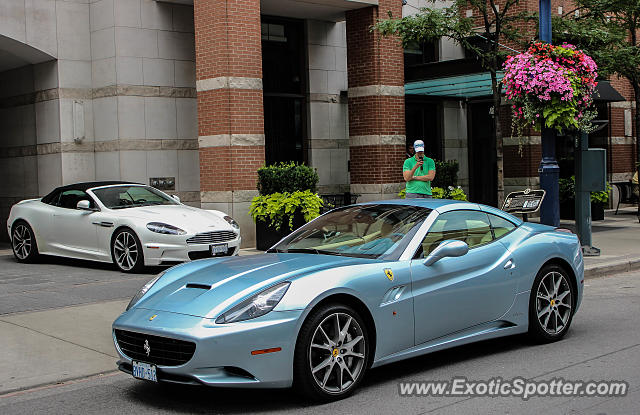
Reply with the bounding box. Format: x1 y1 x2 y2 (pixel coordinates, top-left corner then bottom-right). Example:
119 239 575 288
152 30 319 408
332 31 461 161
257 162 319 196
397 186 467 201
432 160 459 188
559 176 611 205
447 186 468 201
373 0 529 96
550 0 640 83
249 190 324 231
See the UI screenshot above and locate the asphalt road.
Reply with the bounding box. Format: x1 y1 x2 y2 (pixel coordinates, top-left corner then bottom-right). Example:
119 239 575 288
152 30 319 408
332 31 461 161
0 253 160 315
0 262 638 414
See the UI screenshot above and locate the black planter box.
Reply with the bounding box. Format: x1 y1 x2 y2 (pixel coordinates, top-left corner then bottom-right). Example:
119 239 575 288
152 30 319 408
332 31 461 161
255 212 306 251
560 200 605 221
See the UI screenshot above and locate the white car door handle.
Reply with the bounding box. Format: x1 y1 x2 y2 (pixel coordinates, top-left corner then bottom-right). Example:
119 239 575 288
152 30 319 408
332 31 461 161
504 259 516 270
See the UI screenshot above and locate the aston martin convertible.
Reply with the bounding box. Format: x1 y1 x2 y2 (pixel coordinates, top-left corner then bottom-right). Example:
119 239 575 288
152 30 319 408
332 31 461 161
7 181 241 272
113 199 584 401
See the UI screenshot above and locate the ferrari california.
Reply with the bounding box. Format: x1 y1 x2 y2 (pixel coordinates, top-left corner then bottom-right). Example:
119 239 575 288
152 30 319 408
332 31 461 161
112 199 583 401
7 181 241 272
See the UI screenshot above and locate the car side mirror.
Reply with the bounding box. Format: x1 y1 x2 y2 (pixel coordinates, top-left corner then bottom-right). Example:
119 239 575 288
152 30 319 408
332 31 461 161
172 195 181 203
76 200 94 211
423 240 469 266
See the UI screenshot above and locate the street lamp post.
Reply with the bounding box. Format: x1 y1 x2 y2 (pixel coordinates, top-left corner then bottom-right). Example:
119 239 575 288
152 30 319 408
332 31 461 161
538 0 560 226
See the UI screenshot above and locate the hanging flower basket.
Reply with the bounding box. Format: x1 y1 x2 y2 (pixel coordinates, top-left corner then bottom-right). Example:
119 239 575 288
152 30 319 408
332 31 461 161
503 42 598 136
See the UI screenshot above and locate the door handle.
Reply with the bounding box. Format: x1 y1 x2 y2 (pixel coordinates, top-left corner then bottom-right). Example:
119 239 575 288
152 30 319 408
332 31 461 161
92 221 114 228
504 259 516 270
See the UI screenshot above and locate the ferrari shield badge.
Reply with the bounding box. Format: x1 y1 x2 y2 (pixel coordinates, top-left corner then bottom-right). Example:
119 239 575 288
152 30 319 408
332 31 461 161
384 268 394 282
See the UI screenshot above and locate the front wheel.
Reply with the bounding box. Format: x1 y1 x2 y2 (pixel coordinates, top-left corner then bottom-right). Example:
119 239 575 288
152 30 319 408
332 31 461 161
11 221 39 263
111 228 144 273
528 264 575 343
293 304 369 402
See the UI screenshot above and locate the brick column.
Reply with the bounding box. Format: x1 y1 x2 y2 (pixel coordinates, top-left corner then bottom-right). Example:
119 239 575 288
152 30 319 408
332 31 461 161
194 0 264 247
346 0 406 201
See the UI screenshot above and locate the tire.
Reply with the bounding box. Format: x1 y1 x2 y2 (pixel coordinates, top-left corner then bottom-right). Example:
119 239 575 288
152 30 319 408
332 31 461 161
293 303 370 402
11 221 39 263
528 264 576 343
111 228 145 273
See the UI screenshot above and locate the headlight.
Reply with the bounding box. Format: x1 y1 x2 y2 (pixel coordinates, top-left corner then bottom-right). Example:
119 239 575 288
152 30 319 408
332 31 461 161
126 272 164 311
223 215 240 229
146 222 186 235
215 282 290 323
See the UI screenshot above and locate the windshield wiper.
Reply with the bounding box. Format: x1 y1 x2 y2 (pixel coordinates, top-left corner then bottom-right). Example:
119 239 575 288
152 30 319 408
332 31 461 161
282 248 343 256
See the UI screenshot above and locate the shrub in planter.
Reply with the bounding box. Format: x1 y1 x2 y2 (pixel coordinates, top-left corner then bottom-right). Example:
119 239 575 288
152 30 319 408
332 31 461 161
257 162 319 195
250 190 324 250
398 186 467 201
559 176 610 221
251 162 322 250
432 160 459 189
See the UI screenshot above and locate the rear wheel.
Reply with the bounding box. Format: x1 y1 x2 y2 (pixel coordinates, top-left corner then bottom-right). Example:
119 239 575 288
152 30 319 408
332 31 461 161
528 264 575 343
11 221 39 263
293 304 369 402
111 228 144 273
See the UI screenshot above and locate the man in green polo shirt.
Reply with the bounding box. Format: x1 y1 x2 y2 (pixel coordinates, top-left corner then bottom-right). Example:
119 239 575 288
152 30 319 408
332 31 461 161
403 140 436 198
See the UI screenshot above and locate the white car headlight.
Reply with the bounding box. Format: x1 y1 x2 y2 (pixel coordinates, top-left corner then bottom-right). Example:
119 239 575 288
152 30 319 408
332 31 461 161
223 215 240 229
146 222 186 235
126 272 164 311
215 282 290 323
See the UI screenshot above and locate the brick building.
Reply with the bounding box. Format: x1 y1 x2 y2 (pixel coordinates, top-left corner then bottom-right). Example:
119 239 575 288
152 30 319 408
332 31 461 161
0 0 636 247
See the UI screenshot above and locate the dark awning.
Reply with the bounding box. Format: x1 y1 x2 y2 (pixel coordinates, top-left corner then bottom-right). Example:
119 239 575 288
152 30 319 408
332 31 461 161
593 80 625 102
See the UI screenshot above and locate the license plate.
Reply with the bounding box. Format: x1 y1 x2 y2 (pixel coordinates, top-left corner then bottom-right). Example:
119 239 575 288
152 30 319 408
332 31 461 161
210 243 228 255
132 360 157 382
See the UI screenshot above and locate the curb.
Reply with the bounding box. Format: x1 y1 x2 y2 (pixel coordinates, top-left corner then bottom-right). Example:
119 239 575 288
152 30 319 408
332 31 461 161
584 258 640 279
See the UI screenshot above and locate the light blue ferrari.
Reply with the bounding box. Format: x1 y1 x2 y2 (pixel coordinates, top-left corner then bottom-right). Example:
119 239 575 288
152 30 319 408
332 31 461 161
113 199 584 401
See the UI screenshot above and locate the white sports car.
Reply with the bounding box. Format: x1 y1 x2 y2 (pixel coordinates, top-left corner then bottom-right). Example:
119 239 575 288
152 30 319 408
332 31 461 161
7 181 241 272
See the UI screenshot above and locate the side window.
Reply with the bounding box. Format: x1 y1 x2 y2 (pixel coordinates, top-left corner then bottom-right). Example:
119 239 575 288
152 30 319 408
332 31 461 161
56 190 94 209
42 190 61 206
487 213 516 239
418 210 493 257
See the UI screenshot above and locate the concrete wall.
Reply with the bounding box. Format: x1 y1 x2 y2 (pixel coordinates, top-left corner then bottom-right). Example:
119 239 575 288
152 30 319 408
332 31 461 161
306 20 350 195
89 0 199 205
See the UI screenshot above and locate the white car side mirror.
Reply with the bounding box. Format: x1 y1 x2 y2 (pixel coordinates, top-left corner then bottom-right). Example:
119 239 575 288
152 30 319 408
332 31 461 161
76 200 93 211
423 240 469 266
172 195 181 203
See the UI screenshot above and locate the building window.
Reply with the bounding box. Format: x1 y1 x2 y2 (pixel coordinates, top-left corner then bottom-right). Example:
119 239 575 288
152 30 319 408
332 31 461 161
404 40 438 67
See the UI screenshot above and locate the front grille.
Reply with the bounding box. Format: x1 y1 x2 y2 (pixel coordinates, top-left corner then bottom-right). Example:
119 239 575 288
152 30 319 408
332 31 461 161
114 329 196 367
186 230 237 245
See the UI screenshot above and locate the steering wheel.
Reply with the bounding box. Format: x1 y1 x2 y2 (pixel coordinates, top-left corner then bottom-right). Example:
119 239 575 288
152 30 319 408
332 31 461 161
134 198 147 204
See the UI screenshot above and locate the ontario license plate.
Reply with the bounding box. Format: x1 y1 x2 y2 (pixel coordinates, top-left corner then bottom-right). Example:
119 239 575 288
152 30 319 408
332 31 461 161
210 243 228 255
132 361 157 382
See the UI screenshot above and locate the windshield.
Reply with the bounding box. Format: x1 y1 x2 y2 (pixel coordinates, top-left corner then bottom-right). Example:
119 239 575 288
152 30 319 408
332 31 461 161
92 185 179 209
270 204 431 259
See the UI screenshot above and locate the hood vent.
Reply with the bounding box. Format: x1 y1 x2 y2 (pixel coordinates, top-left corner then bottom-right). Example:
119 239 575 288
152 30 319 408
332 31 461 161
185 283 211 290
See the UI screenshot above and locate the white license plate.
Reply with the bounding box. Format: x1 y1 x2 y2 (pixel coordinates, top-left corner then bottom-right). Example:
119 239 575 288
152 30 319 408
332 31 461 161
210 243 228 255
132 360 157 382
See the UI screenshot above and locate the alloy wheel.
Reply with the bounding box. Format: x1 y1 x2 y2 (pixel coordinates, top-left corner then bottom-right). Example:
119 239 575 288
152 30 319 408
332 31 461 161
12 224 32 260
309 312 366 394
535 271 573 335
113 231 139 271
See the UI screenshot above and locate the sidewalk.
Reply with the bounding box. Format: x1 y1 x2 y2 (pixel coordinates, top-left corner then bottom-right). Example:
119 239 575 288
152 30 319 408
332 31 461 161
539 207 640 278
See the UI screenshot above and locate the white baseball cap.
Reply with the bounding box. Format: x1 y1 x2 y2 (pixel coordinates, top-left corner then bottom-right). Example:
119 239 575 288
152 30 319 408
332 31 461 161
413 140 425 152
